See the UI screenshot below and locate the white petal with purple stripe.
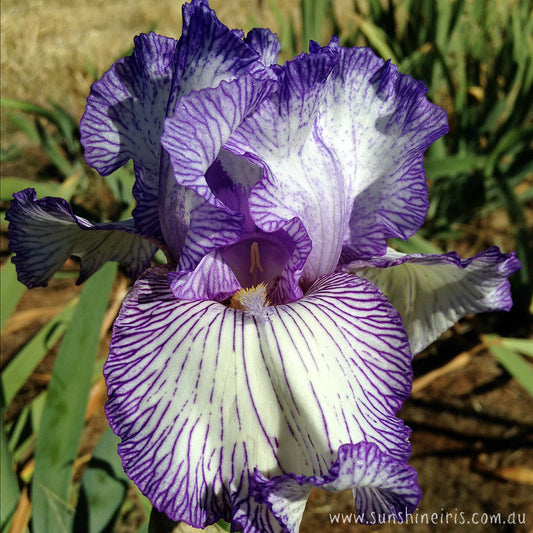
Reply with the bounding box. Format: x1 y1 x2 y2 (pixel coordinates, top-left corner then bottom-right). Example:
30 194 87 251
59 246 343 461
173 0 262 100
105 269 414 532
347 246 521 354
160 69 278 264
251 442 421 530
226 45 448 283
80 32 177 238
80 0 268 241
6 189 156 287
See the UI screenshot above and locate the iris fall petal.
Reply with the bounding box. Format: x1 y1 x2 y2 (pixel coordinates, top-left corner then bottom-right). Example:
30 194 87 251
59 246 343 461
6 189 156 288
347 246 521 354
105 269 413 531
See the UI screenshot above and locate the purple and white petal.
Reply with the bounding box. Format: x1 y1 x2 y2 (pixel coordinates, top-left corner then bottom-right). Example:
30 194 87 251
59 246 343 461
80 32 177 238
226 47 448 284
172 0 263 101
160 70 277 261
168 250 241 301
105 270 413 532
346 246 521 354
80 0 268 242
251 442 421 531
162 70 277 207
6 189 157 288
244 28 281 66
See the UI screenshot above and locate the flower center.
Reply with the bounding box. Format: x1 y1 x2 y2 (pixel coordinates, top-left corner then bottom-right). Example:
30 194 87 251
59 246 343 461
221 236 290 290
230 282 270 318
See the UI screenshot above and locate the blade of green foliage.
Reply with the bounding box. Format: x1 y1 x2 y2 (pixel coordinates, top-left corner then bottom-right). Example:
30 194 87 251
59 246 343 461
354 17 398 64
1 416 20 531
215 520 231 532
4 112 40 144
500 338 533 358
1 98 78 154
2 299 77 407
0 177 62 201
33 119 81 180
266 0 298 59
301 0 330 48
31 263 117 533
389 233 443 255
485 335 533 397
7 393 46 470
0 257 27 332
424 156 487 180
73 427 129 533
7 404 30 453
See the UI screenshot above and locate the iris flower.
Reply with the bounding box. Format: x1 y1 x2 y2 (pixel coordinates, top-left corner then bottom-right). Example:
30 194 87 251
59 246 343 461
7 1 520 531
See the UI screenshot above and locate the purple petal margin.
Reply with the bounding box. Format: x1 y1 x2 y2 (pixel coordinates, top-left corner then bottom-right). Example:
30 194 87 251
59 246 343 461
251 442 421 531
347 246 521 354
6 189 157 287
105 269 413 533
244 28 281 66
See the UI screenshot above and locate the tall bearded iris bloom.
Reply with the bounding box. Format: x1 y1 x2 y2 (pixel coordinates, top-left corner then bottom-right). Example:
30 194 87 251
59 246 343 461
7 1 520 531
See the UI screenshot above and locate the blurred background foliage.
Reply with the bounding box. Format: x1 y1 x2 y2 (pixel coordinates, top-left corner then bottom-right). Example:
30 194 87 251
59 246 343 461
1 0 532 532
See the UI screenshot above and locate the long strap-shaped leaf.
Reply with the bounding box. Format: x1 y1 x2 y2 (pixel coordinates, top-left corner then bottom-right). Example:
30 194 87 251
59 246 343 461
1 416 21 530
31 263 117 532
0 258 27 332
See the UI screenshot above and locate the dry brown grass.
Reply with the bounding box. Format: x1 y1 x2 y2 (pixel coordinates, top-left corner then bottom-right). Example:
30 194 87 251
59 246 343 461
0 0 290 130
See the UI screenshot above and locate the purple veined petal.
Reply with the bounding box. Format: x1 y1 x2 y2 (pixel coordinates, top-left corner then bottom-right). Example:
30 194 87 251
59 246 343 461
80 32 177 239
244 28 281 66
175 187 244 272
226 46 448 285
80 0 267 242
168 249 241 301
251 442 421 531
105 269 413 532
345 246 521 355
162 70 278 206
171 0 263 104
160 70 278 261
6 189 157 288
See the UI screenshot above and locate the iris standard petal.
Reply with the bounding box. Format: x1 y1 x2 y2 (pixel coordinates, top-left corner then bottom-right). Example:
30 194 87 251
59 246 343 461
251 442 421 531
81 0 267 242
347 246 521 355
161 70 278 262
172 0 262 101
80 32 177 239
226 46 448 284
244 28 281 67
105 269 413 532
6 189 157 288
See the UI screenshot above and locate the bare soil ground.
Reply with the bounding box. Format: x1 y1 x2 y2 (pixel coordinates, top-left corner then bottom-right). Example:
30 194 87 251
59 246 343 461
1 1 532 532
